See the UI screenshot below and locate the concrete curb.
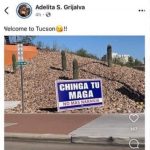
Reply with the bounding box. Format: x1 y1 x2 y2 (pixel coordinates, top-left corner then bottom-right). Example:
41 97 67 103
71 135 145 147
5 133 71 143
5 132 145 146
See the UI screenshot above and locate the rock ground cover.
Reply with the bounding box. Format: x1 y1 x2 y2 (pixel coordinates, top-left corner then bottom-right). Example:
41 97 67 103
4 51 145 114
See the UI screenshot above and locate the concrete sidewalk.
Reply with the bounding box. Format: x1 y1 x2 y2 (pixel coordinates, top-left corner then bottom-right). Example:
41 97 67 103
70 113 144 145
5 113 145 146
5 101 21 110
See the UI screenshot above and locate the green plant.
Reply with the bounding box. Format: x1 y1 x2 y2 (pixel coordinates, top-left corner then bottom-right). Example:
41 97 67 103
113 57 124 66
76 48 99 60
126 56 134 67
134 59 143 66
12 54 16 73
61 50 67 71
107 44 112 67
73 59 79 79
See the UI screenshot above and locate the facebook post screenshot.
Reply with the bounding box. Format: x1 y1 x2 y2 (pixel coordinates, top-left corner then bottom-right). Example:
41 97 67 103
0 0 150 150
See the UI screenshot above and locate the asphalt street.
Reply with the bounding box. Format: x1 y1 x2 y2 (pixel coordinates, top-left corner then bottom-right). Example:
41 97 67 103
5 141 144 150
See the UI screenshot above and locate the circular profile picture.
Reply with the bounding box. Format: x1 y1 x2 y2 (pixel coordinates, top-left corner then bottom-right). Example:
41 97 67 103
16 3 32 19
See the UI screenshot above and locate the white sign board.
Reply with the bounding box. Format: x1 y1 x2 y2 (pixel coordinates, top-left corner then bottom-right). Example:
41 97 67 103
55 79 103 112
17 44 24 62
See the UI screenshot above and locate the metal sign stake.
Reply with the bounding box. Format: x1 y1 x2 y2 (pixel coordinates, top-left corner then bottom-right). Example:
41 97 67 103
17 43 25 113
20 64 24 113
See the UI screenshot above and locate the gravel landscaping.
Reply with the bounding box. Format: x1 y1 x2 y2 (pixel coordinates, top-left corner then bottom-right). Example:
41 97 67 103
4 51 145 114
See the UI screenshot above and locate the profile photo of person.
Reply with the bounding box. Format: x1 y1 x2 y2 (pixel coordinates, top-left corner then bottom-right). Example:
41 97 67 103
17 3 32 19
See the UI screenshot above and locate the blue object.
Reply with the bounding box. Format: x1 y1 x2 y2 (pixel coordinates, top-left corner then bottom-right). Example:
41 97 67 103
55 79 103 111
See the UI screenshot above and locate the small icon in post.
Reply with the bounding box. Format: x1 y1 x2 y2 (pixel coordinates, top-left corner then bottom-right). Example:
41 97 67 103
46 12 51 17
129 139 139 149
16 3 32 19
56 25 63 32
4 7 9 14
129 114 139 123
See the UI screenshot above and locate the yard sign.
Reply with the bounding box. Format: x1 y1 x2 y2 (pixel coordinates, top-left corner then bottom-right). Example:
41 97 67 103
55 79 103 111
